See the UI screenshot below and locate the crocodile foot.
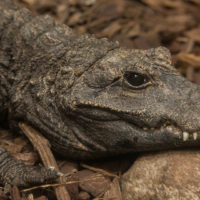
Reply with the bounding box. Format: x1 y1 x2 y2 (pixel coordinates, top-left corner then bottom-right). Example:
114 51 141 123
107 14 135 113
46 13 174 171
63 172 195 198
0 147 59 194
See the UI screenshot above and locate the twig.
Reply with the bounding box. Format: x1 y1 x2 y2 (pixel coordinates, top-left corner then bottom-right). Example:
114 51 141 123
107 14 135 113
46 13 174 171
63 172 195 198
185 38 194 53
18 122 71 200
80 163 119 178
11 186 21 200
21 174 104 193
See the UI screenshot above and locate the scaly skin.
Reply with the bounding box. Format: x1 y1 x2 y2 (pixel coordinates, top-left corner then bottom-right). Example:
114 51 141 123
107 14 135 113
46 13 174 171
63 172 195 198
0 147 58 193
1 0 200 188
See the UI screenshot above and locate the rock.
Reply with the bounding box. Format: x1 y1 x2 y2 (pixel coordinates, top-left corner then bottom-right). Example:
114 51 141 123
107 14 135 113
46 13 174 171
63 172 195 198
78 191 91 200
121 150 200 200
76 169 94 180
78 170 111 197
104 177 122 200
58 160 78 174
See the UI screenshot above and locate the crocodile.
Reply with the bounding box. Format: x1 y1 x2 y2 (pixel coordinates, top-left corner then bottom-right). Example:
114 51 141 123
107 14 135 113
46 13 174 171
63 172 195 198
1 0 200 190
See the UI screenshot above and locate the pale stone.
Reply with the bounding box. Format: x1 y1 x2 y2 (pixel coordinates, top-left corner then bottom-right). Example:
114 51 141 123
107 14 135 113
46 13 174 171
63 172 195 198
121 150 200 200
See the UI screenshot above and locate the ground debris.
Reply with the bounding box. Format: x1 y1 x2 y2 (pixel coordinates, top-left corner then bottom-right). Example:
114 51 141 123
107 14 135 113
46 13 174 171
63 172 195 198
3 0 200 199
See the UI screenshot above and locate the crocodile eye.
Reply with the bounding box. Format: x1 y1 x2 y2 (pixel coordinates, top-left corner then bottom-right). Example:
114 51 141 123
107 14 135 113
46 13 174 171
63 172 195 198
124 72 150 89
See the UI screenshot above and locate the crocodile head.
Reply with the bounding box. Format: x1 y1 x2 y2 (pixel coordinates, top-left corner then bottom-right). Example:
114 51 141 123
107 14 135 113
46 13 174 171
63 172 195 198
5 0 200 159
63 46 200 158
9 41 200 159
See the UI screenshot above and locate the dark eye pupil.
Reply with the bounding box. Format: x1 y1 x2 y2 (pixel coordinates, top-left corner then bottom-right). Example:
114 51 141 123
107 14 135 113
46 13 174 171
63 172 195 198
125 72 148 87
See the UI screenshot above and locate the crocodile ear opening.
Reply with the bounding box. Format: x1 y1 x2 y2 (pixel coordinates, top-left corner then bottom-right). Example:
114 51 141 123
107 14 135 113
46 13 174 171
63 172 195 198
124 71 151 89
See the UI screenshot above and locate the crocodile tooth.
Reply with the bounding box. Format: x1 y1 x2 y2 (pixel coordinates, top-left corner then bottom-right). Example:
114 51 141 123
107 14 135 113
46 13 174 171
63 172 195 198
183 132 189 141
165 125 181 136
193 132 198 141
166 125 173 132
174 130 182 136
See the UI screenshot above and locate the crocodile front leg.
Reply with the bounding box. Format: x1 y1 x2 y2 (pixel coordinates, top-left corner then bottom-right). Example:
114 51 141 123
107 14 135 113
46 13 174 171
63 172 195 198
0 146 59 193
0 1 60 190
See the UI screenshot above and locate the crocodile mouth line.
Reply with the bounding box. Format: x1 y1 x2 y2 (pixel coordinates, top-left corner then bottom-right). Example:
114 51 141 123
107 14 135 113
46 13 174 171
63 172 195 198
70 101 200 143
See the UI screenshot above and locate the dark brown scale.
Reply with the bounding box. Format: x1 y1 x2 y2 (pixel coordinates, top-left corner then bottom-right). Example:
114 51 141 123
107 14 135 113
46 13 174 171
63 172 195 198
0 0 118 189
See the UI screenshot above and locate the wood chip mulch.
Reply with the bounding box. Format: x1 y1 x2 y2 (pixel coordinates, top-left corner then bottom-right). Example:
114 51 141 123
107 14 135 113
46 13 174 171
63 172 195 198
1 0 200 199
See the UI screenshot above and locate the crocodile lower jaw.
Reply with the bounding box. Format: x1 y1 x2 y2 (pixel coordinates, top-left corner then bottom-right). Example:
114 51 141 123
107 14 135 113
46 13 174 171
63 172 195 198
143 124 200 142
